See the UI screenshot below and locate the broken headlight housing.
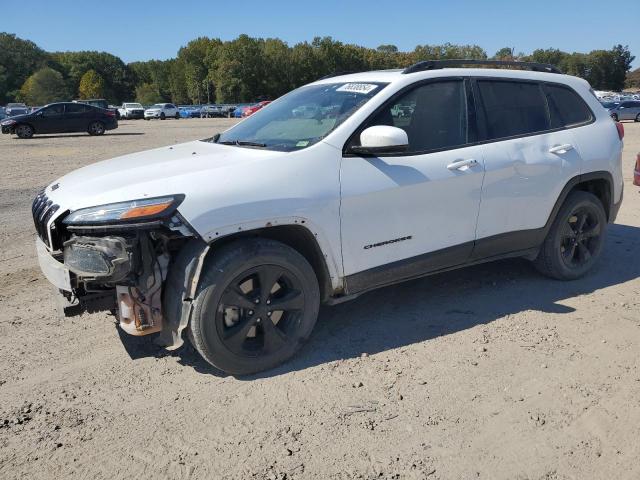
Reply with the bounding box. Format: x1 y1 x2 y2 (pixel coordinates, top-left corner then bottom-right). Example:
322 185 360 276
63 195 184 226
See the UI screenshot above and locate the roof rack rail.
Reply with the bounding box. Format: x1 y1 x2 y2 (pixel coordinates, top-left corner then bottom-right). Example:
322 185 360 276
402 59 562 75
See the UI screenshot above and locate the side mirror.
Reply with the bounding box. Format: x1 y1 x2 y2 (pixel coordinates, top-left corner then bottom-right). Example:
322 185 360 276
349 125 409 155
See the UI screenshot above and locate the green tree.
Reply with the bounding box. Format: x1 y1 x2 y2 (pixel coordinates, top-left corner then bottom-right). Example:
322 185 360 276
626 68 640 89
0 33 50 103
78 69 105 98
18 67 67 105
493 47 515 60
135 82 164 104
53 51 135 102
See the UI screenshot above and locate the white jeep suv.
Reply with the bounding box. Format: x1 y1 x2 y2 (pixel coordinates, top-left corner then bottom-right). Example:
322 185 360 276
33 60 623 375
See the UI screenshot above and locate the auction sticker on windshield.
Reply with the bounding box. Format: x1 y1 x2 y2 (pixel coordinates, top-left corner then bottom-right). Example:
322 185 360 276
336 83 378 94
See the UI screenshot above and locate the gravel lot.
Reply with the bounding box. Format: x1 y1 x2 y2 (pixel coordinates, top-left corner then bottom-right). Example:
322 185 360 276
1 118 639 479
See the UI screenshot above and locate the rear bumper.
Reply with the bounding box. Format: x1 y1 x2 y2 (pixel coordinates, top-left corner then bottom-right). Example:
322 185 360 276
610 183 623 223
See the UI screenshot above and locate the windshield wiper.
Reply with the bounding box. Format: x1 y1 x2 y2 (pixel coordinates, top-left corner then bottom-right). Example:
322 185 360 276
218 140 267 148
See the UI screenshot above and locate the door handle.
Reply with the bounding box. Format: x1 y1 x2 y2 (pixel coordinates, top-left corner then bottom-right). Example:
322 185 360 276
447 158 478 171
548 144 574 154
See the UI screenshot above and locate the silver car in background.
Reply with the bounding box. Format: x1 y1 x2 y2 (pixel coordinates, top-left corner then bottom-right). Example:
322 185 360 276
607 100 640 122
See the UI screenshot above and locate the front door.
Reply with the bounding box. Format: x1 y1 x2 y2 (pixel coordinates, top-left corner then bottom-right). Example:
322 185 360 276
33 104 66 134
340 79 485 291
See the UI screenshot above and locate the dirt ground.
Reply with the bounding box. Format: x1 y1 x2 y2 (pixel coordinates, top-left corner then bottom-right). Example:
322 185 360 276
0 117 639 480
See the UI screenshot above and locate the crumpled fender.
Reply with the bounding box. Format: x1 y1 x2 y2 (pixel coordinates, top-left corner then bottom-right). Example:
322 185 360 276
156 238 209 350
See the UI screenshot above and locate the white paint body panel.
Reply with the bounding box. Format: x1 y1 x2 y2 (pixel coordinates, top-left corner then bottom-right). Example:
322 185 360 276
340 145 485 275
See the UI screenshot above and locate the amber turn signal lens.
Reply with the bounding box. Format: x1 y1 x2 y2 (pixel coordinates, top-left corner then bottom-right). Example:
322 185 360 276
120 201 173 219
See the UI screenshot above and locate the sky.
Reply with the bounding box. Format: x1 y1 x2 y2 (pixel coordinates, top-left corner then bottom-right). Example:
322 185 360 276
4 0 638 68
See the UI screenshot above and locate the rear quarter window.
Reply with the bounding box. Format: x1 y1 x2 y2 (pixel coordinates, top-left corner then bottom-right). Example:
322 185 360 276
544 84 593 128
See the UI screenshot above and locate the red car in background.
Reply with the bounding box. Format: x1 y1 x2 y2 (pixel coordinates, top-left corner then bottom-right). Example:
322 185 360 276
242 100 271 117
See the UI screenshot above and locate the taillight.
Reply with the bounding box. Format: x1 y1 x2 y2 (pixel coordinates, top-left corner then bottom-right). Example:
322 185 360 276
615 121 624 140
105 110 115 117
634 153 640 187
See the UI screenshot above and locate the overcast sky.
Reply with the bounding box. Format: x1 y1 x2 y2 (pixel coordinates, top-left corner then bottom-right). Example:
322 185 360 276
5 0 638 68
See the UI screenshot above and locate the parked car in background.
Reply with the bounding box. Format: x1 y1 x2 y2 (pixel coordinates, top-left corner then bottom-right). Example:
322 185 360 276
5 103 29 116
144 103 180 120
179 106 201 118
29 106 42 113
117 102 145 119
1 102 117 138
232 104 251 118
607 101 640 122
199 105 222 118
242 100 272 117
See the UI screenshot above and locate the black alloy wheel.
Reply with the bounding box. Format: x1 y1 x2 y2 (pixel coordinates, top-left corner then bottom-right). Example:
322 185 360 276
15 124 34 139
188 238 320 375
534 191 607 280
88 121 105 136
559 206 603 270
214 265 305 358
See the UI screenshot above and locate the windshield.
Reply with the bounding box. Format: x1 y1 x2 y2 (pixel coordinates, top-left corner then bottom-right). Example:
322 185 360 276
216 82 388 151
151 104 164 108
125 103 143 108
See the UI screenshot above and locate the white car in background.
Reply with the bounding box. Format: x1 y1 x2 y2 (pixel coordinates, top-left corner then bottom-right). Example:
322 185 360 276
118 102 146 119
144 103 180 120
32 60 623 375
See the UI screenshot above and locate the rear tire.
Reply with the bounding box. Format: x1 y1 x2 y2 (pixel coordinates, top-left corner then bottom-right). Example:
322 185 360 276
635 114 640 122
611 113 618 121
88 121 105 136
15 124 34 139
189 238 320 375
534 191 607 280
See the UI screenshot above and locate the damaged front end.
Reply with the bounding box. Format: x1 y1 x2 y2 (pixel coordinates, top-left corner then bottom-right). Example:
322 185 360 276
33 192 206 348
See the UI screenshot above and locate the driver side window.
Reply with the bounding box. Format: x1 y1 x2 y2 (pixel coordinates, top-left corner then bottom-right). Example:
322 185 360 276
363 80 470 154
42 104 64 117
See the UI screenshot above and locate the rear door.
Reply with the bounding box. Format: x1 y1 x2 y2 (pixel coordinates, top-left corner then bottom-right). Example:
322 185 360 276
340 79 486 287
63 103 91 132
472 79 584 256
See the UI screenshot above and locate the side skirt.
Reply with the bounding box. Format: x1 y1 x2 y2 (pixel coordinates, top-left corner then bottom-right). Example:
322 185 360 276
341 229 543 298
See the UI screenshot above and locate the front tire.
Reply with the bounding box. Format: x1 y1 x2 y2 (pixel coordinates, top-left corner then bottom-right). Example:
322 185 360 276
15 124 34 139
174 112 180 119
635 114 640 122
534 191 607 280
160 112 166 120
88 121 105 136
189 239 320 375
611 113 618 122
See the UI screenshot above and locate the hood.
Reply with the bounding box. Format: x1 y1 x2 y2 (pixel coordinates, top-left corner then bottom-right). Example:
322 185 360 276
2 113 32 123
46 140 288 213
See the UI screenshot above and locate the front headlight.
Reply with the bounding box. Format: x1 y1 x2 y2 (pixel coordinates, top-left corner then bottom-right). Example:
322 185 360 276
63 195 184 225
1 119 16 126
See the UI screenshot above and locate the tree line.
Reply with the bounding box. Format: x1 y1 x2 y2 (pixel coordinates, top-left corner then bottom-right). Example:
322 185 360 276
0 32 636 106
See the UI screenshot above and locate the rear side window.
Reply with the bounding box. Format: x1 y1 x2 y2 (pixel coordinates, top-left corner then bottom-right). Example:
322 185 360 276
65 103 88 114
364 80 468 153
477 80 549 140
545 84 593 128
